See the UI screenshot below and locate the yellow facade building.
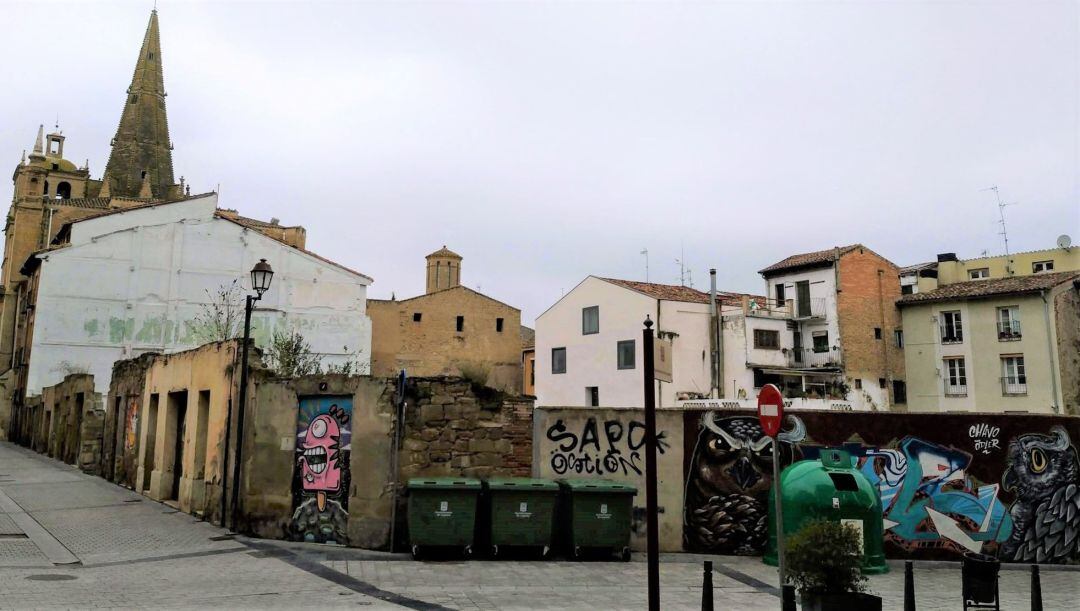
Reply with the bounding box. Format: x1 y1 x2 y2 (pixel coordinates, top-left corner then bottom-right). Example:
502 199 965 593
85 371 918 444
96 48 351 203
368 247 524 393
898 270 1080 414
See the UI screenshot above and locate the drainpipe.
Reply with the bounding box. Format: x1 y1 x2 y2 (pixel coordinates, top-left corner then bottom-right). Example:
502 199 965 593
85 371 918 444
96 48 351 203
1041 289 1061 413
709 269 721 398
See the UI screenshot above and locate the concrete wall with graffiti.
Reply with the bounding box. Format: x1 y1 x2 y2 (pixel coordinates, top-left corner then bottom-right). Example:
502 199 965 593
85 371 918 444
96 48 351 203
533 407 685 552
535 406 1080 563
290 396 352 544
682 409 1080 564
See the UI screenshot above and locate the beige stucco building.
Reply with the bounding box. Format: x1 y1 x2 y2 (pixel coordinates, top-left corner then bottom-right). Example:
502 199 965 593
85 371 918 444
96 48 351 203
368 247 523 393
898 271 1080 414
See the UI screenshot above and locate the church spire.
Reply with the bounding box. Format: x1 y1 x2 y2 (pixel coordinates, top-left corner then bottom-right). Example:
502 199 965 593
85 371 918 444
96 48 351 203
30 124 44 160
102 10 176 199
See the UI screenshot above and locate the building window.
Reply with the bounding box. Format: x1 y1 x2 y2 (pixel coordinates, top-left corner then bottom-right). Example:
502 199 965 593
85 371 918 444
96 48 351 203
939 311 963 344
893 380 907 404
753 329 780 350
529 359 535 387
894 329 904 348
854 379 862 390
496 317 504 332
775 283 786 304
456 316 464 332
617 340 636 370
56 181 71 199
586 386 599 407
997 306 1021 340
811 331 829 353
582 306 599 335
944 357 967 396
1032 260 1054 273
552 348 566 374
878 378 887 388
130 94 138 104
901 284 914 295
1001 355 1027 395
412 312 422 322
969 268 990 279
874 327 882 340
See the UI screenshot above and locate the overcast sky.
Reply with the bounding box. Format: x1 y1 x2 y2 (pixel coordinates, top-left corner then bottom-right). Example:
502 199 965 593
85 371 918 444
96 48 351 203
2 0 1077 324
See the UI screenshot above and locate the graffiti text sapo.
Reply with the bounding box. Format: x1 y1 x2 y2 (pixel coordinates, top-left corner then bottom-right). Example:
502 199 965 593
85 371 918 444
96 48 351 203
546 417 669 477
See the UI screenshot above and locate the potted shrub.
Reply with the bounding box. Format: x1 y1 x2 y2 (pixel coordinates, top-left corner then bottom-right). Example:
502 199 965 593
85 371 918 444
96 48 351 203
786 519 881 611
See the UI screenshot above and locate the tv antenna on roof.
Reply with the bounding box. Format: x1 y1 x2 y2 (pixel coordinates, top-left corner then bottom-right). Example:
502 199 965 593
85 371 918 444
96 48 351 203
982 185 1016 256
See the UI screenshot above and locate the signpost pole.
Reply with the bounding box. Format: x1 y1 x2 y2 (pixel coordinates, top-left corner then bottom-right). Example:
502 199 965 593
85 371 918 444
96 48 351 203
642 316 660 611
757 383 787 603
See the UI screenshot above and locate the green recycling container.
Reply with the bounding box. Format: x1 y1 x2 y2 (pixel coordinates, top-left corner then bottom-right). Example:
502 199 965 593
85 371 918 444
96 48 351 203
557 478 637 561
484 477 560 557
764 449 889 574
407 477 482 558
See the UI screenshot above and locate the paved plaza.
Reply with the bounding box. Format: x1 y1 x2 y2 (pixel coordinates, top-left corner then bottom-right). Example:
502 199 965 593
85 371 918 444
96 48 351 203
0 441 1077 610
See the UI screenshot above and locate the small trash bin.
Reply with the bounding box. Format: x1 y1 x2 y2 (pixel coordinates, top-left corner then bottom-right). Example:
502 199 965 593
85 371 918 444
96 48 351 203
557 478 637 561
406 477 481 559
961 552 1000 610
484 477 559 558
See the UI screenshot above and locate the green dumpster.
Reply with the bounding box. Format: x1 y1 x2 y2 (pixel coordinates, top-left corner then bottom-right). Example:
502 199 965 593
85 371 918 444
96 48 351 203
764 449 889 574
484 477 559 558
557 479 637 561
407 477 482 558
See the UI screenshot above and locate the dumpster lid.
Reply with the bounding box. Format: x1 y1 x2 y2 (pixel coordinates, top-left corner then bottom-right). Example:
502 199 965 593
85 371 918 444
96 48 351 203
485 477 560 491
407 477 482 490
558 478 638 493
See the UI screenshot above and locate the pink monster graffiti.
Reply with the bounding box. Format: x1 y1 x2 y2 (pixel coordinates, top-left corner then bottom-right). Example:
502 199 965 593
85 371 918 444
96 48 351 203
298 412 343 511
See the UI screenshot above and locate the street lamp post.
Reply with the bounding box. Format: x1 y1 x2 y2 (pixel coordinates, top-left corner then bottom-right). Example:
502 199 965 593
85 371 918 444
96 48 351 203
229 258 273 532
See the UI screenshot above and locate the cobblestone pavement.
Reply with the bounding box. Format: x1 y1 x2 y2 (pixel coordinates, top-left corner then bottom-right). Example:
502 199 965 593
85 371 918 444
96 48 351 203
1 441 1078 610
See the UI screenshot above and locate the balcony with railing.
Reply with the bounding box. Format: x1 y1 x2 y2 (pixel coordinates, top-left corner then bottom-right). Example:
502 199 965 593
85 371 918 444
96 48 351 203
794 297 826 320
741 297 793 319
786 346 842 369
1001 377 1027 396
997 320 1022 341
944 380 968 397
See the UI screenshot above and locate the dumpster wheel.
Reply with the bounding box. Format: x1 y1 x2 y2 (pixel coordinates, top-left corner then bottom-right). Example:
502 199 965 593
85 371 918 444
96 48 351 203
411 545 421 560
491 545 499 557
573 545 582 559
464 545 473 558
620 547 631 562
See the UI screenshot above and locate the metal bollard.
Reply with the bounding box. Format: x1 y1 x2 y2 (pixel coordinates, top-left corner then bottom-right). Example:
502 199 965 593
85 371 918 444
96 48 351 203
905 560 916 611
701 560 713 611
781 584 796 611
1031 564 1042 611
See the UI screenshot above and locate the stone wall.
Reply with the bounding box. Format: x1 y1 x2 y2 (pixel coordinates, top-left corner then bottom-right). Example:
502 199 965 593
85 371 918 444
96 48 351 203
1055 285 1080 415
23 373 104 473
102 353 158 488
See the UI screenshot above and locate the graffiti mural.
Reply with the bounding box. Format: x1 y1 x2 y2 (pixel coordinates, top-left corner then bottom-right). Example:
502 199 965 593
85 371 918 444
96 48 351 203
1001 426 1080 563
545 417 669 477
678 409 1080 564
123 398 139 451
802 439 1013 556
289 396 351 544
683 413 805 555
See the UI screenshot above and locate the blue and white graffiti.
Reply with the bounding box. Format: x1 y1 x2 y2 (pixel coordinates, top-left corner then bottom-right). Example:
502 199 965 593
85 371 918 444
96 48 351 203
804 438 1013 555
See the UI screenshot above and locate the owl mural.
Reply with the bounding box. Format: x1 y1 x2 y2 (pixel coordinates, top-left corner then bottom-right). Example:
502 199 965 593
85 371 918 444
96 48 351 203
1001 426 1080 563
684 413 805 554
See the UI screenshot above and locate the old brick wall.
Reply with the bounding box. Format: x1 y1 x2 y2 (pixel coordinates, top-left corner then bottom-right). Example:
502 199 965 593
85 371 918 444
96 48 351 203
836 246 905 409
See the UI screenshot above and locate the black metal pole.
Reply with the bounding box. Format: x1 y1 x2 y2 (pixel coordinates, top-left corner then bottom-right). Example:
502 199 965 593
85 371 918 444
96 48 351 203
701 560 713 611
782 585 796 611
230 294 256 531
1030 565 1042 611
642 316 660 611
905 560 916 611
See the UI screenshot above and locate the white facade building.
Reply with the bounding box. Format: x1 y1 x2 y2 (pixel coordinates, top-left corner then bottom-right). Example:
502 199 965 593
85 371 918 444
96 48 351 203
534 275 859 410
24 194 372 396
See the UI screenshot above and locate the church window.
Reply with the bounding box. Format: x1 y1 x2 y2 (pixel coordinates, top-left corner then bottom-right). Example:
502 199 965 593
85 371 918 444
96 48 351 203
148 52 155 60
57 182 71 200
496 318 504 332
456 316 464 332
141 171 147 179
51 164 59 171
44 180 49 194
130 95 138 104
413 313 422 322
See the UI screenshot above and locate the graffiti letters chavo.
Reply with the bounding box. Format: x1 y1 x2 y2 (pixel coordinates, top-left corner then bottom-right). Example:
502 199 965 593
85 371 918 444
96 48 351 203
289 396 351 544
969 423 1002 455
546 418 669 477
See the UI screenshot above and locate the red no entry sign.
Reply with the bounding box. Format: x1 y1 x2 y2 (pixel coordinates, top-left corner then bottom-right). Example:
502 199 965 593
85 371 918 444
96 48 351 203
757 383 784 438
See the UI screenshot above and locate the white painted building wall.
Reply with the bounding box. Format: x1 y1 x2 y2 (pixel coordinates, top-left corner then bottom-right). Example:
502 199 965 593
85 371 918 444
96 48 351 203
26 194 372 396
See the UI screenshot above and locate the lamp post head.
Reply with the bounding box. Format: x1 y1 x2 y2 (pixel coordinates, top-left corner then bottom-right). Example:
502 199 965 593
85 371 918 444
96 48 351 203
251 258 274 297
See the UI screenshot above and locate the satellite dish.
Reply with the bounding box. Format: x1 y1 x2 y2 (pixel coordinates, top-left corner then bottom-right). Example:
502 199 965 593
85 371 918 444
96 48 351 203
1058 234 1073 249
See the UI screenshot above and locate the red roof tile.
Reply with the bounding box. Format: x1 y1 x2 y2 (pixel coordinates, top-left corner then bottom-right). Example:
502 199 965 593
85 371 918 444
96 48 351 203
898 271 1080 305
759 245 860 275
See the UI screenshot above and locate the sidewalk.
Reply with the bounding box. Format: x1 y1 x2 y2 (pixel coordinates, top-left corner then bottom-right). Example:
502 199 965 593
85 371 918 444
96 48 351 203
1 441 1077 610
